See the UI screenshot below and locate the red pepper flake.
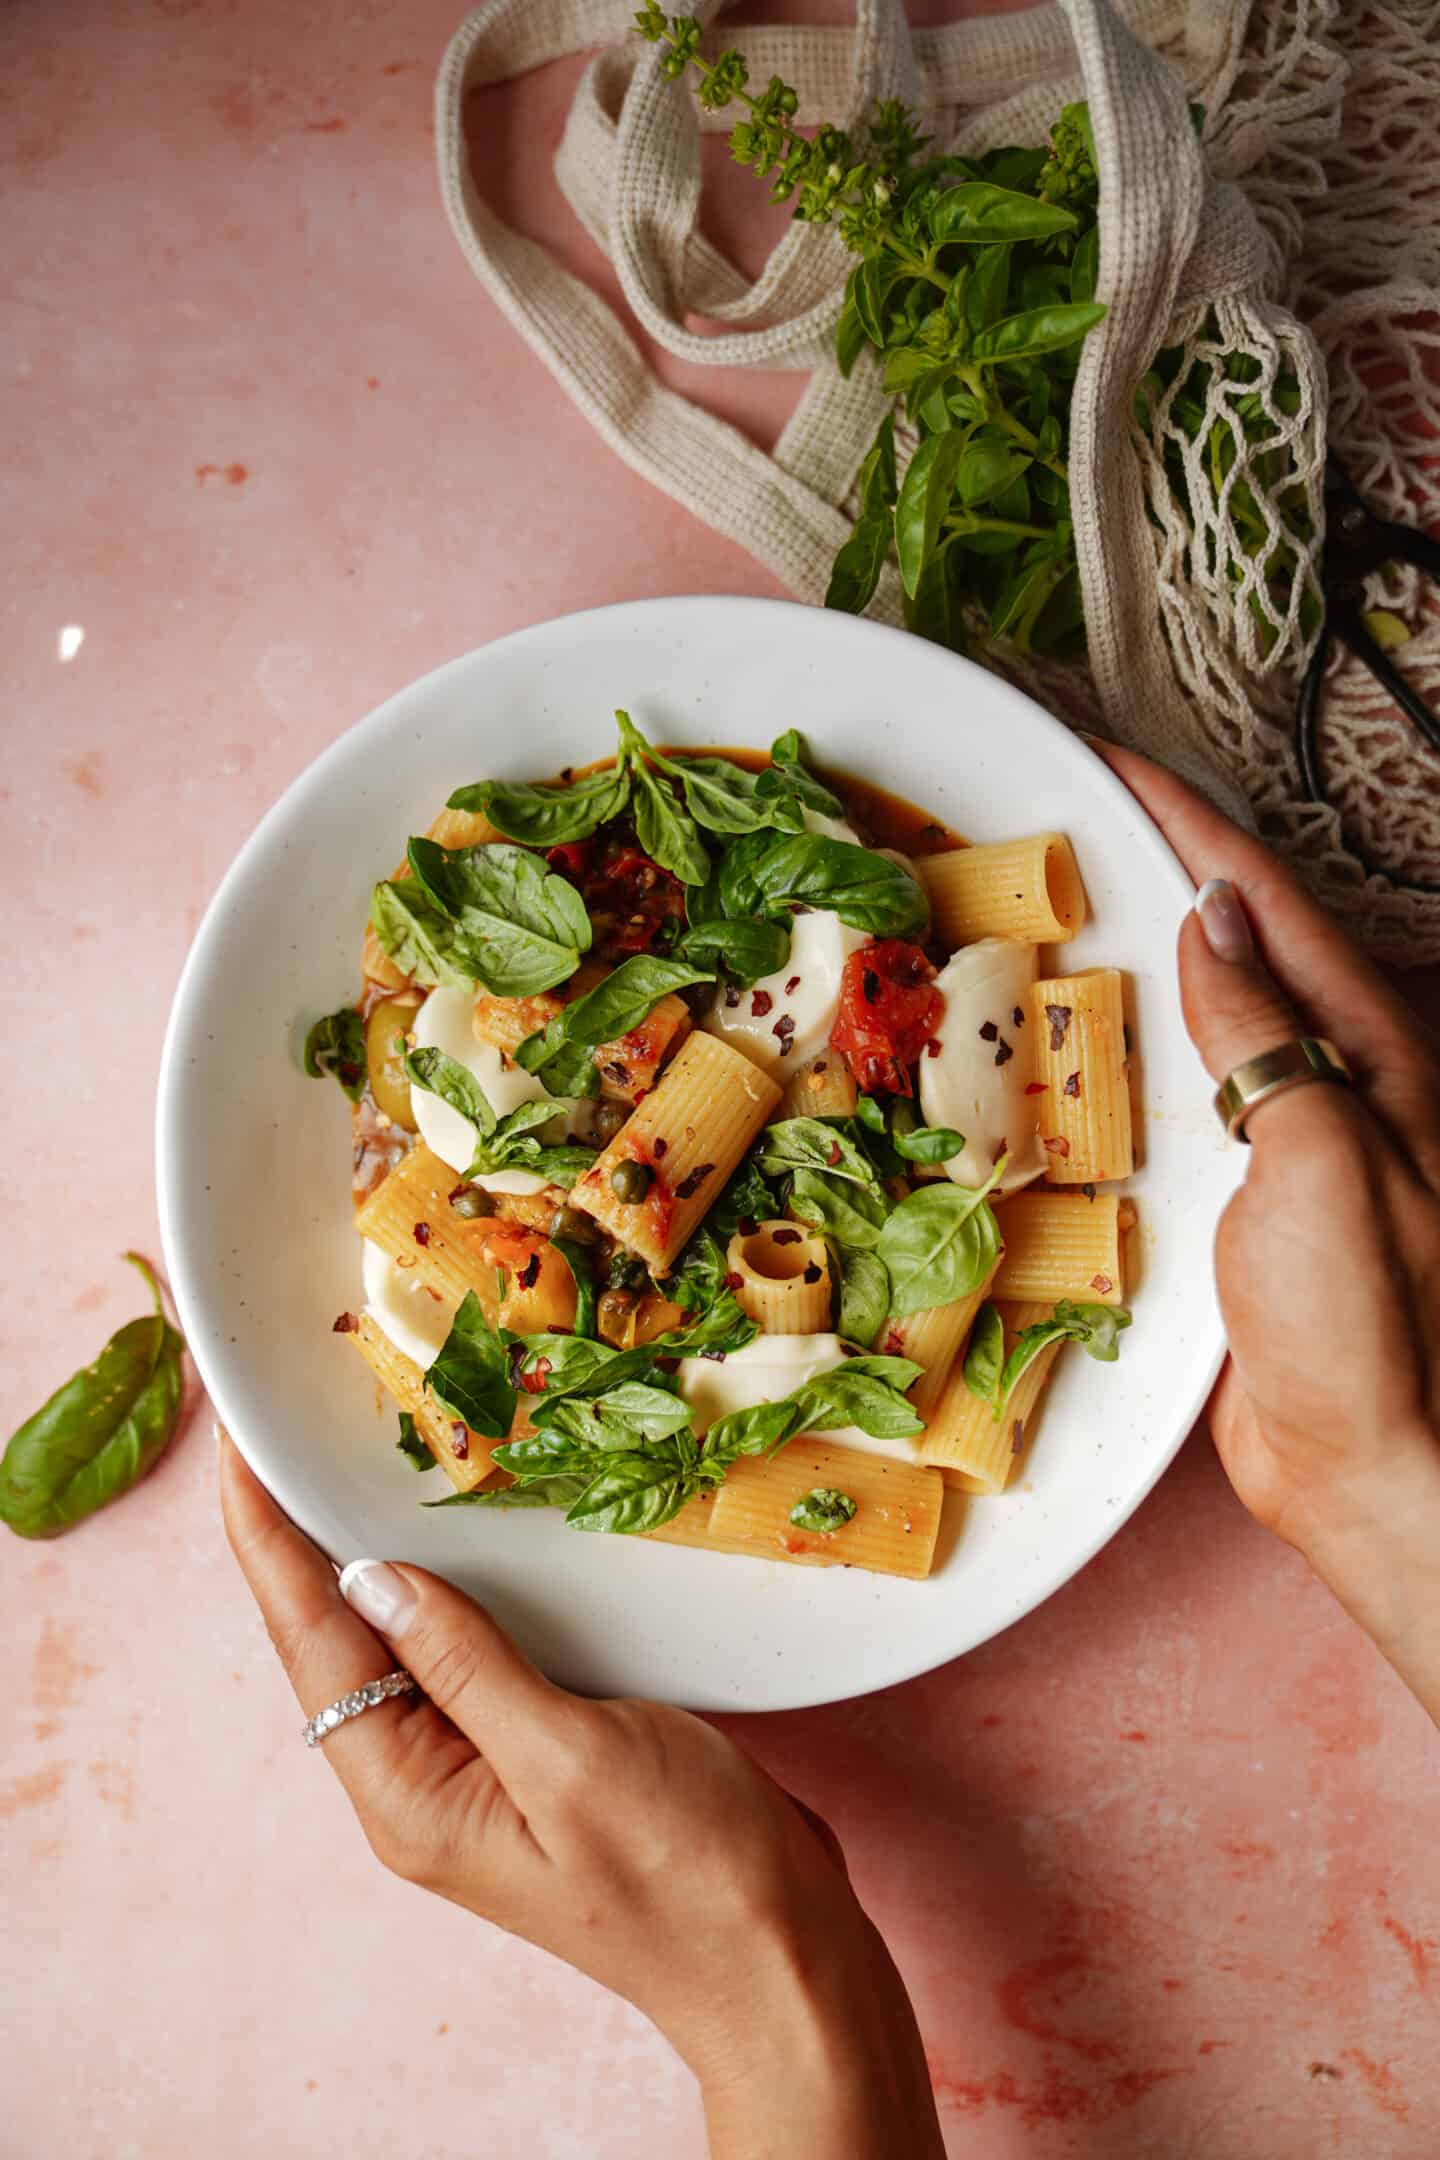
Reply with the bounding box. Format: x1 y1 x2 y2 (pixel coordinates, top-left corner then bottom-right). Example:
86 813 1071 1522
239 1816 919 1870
785 975 801 995
1081 1181 1097 1201
1012 1006 1025 1028
413 1221 431 1247
773 1013 796 1056
883 1327 906 1356
1063 1070 1082 1098
993 1136 1009 1162
699 1347 727 1363
673 1162 714 1200
1090 1273 1113 1294
978 1019 999 1042
772 1227 802 1246
519 1355 552 1395
722 1270 744 1292
1043 1135 1071 1158
332 1311 359 1334
826 1140 843 1166
632 1086 649 1105
1045 1002 1073 1052
994 1037 1014 1067
519 1252 541 1290
724 987 741 1009
926 1038 942 1057
1024 1080 1048 1096
1012 1419 1024 1454
653 1137 669 1160
737 1216 759 1237
813 1059 828 1074
802 1262 823 1284
750 989 774 1017
602 1059 630 1084
450 1421 470 1461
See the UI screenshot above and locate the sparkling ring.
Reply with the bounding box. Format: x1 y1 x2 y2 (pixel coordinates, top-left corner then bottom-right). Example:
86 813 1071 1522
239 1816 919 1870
1214 1036 1351 1142
302 1669 417 1749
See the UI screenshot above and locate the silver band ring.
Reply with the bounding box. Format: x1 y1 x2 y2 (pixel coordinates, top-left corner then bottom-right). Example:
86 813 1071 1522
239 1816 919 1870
1214 1036 1352 1142
302 1669 417 1749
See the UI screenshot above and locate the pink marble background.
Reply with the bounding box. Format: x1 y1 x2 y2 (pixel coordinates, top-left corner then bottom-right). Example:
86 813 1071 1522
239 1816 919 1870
4 2 1437 2154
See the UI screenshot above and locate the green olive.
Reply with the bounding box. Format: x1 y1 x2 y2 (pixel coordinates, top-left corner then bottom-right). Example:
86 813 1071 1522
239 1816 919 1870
609 1159 653 1206
365 994 422 1129
549 1205 597 1244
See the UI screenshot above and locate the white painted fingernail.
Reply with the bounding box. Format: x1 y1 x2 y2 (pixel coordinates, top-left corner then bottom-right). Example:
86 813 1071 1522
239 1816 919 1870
339 1559 418 1638
1195 878 1254 964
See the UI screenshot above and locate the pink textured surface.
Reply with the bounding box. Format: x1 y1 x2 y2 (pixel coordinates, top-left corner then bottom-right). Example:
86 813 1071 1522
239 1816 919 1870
4 3 1437 2156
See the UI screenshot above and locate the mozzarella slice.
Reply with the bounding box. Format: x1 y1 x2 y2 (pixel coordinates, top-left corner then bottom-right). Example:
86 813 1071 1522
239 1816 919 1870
409 985 570 1195
677 1333 920 1464
361 1238 453 1369
703 910 869 1079
920 938 1046 1196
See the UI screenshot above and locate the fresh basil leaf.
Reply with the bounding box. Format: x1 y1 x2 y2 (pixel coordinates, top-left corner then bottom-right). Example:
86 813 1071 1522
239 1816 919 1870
825 515 890 616
674 917 791 988
447 764 631 846
929 181 1079 245
1070 225 1100 305
895 428 967 598
789 1487 857 1534
535 1383 694 1451
513 1333 619 1398
425 1291 516 1439
716 829 783 920
395 1413 435 1471
892 1121 965 1166
0 1255 185 1540
788 1167 888 1249
965 242 1011 335
671 757 772 836
517 1146 598 1189
962 1302 1005 1407
971 301 1107 368
405 838 592 998
369 879 474 990
956 442 1032 509
616 712 711 885
703 1398 800 1468
536 955 712 1056
855 414 898 518
788 1365 924 1439
756 1117 885 1194
747 835 927 937
550 1237 598 1338
995 1299 1132 1416
665 1226 728 1314
763 730 847 820
563 1444 697 1535
835 285 867 377
303 1006 366 1101
829 1353 925 1389
876 1166 1004 1316
837 1248 889 1348
512 1023 602 1100
426 1473 591 1510
647 1293 758 1362
711 1156 781 1240
403 1045 498 1136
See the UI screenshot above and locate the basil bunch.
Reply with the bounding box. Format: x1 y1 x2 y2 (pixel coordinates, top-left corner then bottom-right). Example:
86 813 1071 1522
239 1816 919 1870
0 1256 187 1540
403 1046 595 1188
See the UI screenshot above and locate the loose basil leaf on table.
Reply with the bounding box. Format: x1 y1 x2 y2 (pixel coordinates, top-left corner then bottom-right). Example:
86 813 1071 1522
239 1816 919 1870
789 1487 858 1534
303 1006 366 1101
403 838 592 998
0 1255 186 1541
425 1292 516 1440
876 1165 1004 1315
394 1413 436 1472
447 762 632 847
836 1247 890 1347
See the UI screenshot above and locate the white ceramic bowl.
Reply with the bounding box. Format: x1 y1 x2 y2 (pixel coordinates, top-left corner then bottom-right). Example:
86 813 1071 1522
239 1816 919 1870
158 597 1241 1712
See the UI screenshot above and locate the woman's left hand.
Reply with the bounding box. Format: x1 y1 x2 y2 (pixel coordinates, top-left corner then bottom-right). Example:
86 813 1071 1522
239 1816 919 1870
219 1435 944 2160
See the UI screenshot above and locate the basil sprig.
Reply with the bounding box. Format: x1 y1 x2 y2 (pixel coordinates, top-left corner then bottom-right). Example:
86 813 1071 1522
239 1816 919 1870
303 1005 366 1101
404 1046 595 1188
371 841 593 998
515 954 713 1092
963 1297 1133 1418
0 1256 186 1540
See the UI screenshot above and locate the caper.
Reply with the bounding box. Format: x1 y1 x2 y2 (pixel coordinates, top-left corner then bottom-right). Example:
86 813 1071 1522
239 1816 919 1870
593 1100 628 1144
449 1186 486 1219
606 1250 649 1291
548 1205 596 1244
609 1159 653 1206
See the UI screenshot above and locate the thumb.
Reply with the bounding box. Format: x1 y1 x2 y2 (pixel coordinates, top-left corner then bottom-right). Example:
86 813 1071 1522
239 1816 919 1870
1180 879 1313 1138
339 1556 571 1783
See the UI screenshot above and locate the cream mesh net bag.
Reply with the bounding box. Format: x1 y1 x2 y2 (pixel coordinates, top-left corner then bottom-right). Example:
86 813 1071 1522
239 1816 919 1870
437 0 1440 963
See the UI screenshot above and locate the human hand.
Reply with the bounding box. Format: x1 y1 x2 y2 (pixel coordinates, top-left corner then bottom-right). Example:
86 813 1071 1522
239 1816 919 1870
1094 744 1440 1713
218 1436 944 2159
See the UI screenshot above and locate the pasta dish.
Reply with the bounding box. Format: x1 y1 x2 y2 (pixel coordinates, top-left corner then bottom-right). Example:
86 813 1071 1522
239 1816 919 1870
306 717 1135 1582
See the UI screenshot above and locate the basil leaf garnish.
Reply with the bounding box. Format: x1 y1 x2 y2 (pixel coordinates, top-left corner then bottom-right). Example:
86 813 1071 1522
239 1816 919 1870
404 1047 594 1188
837 1248 890 1348
426 1473 592 1510
563 1443 699 1535
404 838 592 997
516 955 713 1087
962 1302 1006 1408
549 1237 599 1339
534 1383 694 1451
424 1291 516 1439
0 1255 185 1540
395 1413 436 1471
303 1005 366 1101
446 763 631 846
616 711 712 885
369 879 474 990
672 916 791 987
787 1167 888 1250
989 1298 1133 1418
876 1163 1005 1315
746 834 927 936
756 1117 884 1194
789 1487 857 1534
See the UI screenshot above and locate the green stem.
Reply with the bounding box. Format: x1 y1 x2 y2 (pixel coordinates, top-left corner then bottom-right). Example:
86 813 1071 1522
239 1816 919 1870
877 233 948 290
958 366 1069 483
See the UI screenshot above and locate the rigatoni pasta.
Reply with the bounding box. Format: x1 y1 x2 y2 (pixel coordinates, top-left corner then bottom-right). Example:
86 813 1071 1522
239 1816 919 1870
708 1440 945 1580
346 1313 501 1493
918 1301 1065 1493
1029 969 1134 1184
726 1222 832 1334
889 1269 999 1421
918 832 1086 947
991 1191 1124 1305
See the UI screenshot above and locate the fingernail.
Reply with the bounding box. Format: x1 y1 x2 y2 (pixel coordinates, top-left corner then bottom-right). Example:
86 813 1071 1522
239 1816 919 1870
1195 878 1254 963
339 1559 418 1638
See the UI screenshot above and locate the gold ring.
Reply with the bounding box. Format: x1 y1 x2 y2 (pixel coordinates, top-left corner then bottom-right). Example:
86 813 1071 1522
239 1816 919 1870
1214 1037 1351 1142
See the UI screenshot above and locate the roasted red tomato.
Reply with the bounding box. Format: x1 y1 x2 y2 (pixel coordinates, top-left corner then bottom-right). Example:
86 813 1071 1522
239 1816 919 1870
830 939 942 1096
581 844 686 959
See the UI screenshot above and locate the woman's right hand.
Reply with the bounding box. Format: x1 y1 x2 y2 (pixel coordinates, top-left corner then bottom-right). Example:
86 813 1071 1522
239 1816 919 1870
1096 745 1440 1717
